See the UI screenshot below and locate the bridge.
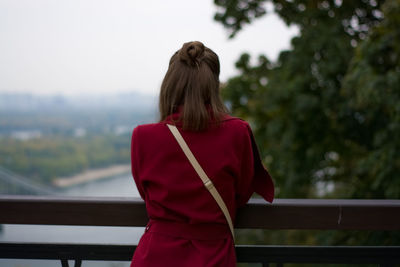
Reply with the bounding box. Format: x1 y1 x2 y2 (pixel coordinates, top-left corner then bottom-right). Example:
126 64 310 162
0 165 56 195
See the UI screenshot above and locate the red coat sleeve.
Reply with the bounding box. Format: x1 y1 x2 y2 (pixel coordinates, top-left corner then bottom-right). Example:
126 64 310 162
247 124 274 203
236 122 274 207
131 126 146 200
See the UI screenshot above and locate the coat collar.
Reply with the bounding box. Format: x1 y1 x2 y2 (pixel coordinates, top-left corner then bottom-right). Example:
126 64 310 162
162 106 235 127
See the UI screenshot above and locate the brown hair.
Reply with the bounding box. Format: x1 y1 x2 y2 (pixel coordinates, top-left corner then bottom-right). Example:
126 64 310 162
159 41 228 131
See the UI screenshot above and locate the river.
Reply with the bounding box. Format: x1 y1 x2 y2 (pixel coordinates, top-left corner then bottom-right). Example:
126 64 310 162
0 174 143 267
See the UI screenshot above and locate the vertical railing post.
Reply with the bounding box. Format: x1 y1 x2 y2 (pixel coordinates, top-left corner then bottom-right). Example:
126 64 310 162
60 259 81 267
61 259 69 267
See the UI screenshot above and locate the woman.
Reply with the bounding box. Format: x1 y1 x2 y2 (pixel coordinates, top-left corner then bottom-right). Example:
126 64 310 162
130 41 274 267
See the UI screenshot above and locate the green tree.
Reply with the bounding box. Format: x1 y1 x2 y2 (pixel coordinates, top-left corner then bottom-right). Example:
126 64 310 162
215 0 400 249
338 0 400 199
214 0 399 199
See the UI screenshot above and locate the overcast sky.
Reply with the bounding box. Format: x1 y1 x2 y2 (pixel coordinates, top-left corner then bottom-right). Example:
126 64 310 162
0 0 298 96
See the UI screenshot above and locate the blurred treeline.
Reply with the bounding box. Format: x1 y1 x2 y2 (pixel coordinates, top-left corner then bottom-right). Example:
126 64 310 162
214 0 400 249
0 134 130 186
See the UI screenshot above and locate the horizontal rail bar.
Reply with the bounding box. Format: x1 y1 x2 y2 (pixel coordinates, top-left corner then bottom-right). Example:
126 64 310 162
0 195 400 230
0 242 134 261
236 245 400 264
0 242 399 265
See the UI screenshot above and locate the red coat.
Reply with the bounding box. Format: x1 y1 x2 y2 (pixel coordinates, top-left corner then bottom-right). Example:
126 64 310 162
130 112 274 267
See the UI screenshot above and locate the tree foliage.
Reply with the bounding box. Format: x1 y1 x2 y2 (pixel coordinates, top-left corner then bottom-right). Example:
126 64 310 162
215 0 399 199
340 0 400 199
215 0 400 247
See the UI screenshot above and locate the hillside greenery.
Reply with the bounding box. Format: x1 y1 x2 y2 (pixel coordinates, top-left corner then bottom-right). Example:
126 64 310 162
0 133 131 185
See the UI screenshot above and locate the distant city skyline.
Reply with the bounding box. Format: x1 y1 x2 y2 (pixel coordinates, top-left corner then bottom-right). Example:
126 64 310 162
0 0 298 96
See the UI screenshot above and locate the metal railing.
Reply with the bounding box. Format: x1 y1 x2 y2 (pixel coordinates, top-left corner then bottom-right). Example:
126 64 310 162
1 195 400 266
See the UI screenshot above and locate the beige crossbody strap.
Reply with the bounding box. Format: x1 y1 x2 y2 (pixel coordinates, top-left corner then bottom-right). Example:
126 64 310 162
167 124 235 241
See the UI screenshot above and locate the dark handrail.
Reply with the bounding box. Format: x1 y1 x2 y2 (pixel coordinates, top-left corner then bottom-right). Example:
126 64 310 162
1 195 400 267
1 195 399 230
1 242 399 265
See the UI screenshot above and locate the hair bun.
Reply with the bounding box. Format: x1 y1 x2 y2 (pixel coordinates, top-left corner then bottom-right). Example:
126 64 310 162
178 41 205 67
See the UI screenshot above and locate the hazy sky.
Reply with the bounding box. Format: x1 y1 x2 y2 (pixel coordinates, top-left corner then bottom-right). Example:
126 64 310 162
0 0 298 96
